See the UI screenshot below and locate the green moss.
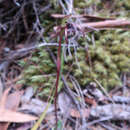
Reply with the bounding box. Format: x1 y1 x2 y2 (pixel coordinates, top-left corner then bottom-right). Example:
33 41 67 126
17 0 130 96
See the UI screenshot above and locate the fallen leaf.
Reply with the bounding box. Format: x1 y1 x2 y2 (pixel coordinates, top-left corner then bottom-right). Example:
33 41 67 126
70 108 90 118
6 90 24 110
0 88 37 130
85 97 97 107
0 88 11 130
0 90 23 130
0 109 37 122
0 88 11 109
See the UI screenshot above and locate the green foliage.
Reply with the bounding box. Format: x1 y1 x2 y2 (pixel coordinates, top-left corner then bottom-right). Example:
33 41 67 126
18 0 130 96
73 30 130 89
19 30 130 95
18 49 56 97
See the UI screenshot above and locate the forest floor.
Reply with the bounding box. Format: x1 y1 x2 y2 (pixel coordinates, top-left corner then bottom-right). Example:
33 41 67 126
0 0 130 130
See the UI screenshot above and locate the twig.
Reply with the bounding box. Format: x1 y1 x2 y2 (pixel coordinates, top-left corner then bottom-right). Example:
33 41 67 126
69 75 87 129
4 42 78 61
90 104 130 120
51 14 115 20
81 19 130 30
99 123 118 130
112 96 130 104
85 116 113 127
52 15 130 30
94 79 114 103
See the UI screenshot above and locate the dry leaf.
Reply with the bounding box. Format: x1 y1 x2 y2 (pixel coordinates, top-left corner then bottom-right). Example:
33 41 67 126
0 90 23 130
0 109 37 122
0 88 11 109
0 88 37 128
85 97 97 107
70 108 90 118
0 88 11 130
6 90 24 110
